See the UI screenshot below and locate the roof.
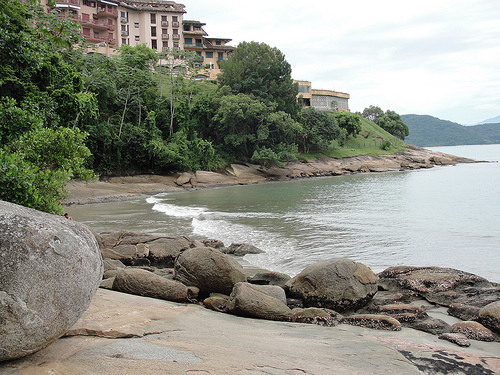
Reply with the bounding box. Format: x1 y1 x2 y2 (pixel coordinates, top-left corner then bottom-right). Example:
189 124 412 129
119 0 186 13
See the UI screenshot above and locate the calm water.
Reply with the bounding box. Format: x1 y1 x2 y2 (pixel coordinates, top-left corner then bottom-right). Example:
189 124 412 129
69 144 500 282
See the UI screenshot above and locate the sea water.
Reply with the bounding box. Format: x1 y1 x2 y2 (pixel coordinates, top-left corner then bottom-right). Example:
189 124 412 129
69 144 500 282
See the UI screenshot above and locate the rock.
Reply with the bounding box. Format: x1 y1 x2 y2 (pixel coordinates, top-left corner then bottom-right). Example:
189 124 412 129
174 247 247 296
367 304 428 323
450 321 494 342
377 266 493 306
253 285 287 305
99 231 202 267
0 201 103 361
412 318 451 335
478 301 500 333
201 239 225 249
291 308 342 327
223 243 265 256
203 294 229 312
447 303 481 321
103 259 126 272
284 258 378 313
99 277 115 289
176 172 192 186
438 333 471 347
341 314 402 331
248 271 291 287
112 268 188 302
226 282 293 321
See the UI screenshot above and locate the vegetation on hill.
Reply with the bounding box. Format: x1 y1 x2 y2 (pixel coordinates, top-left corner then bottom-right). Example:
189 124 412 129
401 114 500 147
0 0 406 213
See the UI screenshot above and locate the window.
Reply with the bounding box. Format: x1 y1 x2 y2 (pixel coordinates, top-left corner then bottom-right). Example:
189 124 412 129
134 22 139 28
172 16 178 22
162 28 168 35
184 37 192 45
218 52 224 61
151 39 157 50
216 40 221 46
173 41 179 48
135 36 140 41
151 27 156 37
122 38 127 45
194 26 201 31
184 25 190 31
173 29 178 35
82 13 90 21
162 15 168 22
82 27 91 37
205 52 213 59
121 11 126 18
162 41 168 49
195 38 202 47
150 13 156 24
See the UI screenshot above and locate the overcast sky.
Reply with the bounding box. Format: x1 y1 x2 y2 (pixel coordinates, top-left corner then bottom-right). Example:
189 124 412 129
182 0 500 125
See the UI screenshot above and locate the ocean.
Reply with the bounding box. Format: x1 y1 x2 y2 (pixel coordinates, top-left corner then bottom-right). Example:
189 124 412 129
69 144 500 283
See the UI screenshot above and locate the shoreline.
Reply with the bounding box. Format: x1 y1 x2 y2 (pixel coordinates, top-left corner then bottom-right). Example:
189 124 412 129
63 146 474 206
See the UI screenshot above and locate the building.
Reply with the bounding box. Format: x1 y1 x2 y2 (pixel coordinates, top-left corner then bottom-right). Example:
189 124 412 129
183 20 233 80
41 0 233 75
295 80 350 112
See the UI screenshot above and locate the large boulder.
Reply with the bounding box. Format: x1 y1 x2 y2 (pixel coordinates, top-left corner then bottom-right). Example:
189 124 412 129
112 268 188 302
174 247 247 296
0 201 103 361
284 258 378 312
226 282 293 321
377 266 495 307
478 301 500 333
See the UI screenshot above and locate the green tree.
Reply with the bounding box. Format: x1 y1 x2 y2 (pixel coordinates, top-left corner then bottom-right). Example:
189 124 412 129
334 112 362 138
300 108 341 152
361 105 384 123
217 41 299 118
376 110 409 140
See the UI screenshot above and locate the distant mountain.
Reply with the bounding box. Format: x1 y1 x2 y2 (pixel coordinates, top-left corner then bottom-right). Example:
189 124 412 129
477 115 500 125
401 114 500 147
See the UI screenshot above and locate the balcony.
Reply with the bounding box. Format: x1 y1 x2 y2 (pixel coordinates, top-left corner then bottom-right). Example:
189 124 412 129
121 30 129 36
108 39 116 45
161 34 169 40
83 34 108 44
95 7 118 18
55 0 80 5
121 17 128 23
172 22 179 27
80 18 109 30
193 55 204 62
172 34 180 40
161 21 168 26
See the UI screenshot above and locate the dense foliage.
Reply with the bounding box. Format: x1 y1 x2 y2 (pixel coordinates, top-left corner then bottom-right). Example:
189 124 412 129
401 114 500 146
361 106 409 140
0 0 378 213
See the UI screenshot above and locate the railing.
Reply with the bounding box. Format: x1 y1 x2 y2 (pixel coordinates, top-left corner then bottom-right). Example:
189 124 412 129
161 34 169 40
55 0 80 5
161 21 168 26
121 30 129 36
172 34 180 40
121 17 128 23
172 22 179 27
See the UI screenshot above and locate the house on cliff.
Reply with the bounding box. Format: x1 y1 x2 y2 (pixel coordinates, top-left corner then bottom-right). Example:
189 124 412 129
295 80 350 112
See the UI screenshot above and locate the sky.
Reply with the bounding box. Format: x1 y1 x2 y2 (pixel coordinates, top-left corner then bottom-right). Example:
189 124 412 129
182 0 500 125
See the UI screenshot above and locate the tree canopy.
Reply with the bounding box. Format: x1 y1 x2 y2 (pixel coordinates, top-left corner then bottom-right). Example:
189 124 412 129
361 106 409 140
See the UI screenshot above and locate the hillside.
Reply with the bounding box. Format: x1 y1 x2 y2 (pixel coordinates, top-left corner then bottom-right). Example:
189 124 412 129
401 114 500 147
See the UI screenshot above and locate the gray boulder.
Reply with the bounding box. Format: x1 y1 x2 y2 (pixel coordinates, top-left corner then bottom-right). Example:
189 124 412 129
478 301 500 334
248 271 291 287
174 247 246 295
223 243 265 256
226 282 293 321
0 201 103 361
285 258 378 312
112 268 188 302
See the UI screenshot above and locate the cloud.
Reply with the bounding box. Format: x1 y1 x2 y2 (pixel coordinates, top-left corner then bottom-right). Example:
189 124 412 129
183 0 500 124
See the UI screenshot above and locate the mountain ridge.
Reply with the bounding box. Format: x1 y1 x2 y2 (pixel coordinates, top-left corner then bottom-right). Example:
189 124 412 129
401 114 500 147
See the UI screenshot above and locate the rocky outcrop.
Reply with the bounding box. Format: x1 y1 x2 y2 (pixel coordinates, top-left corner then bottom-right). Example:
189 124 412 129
478 301 500 333
291 307 343 327
450 321 494 342
341 314 402 331
222 242 265 256
285 258 379 312
0 201 103 361
226 282 293 321
174 246 247 296
112 268 189 302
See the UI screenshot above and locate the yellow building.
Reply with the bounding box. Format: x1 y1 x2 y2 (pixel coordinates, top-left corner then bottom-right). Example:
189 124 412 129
295 80 350 112
183 20 233 80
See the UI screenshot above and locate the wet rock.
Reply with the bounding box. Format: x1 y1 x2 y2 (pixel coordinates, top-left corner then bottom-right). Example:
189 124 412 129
341 314 402 331
226 282 293 321
252 285 287 304
174 247 247 296
112 268 188 302
203 294 229 312
367 303 428 323
0 201 103 361
412 318 451 335
450 321 494 342
478 301 500 334
175 172 193 186
291 308 342 327
248 271 291 287
438 333 471 347
222 243 265 256
447 303 480 321
201 239 225 249
285 258 378 313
